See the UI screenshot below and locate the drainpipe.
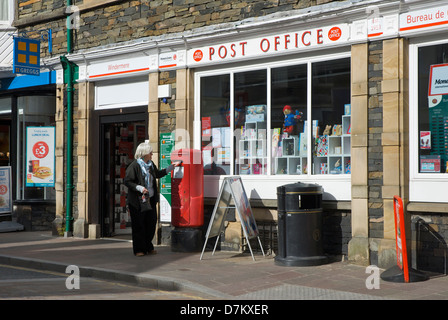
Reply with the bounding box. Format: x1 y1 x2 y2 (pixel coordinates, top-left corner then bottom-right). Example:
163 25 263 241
61 0 74 237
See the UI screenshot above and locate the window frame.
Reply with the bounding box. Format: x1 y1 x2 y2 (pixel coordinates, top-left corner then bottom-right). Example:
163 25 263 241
0 0 13 25
194 50 352 200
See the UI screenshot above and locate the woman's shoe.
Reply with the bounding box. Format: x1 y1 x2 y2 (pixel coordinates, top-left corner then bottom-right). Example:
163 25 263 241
135 252 145 257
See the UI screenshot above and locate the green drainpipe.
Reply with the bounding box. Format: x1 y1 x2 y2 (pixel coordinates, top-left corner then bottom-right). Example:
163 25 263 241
61 0 74 236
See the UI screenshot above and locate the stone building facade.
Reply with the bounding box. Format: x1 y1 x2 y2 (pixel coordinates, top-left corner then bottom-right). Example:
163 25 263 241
1 0 446 272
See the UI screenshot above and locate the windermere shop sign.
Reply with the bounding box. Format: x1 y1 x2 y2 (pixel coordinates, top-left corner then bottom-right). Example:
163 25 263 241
188 24 349 66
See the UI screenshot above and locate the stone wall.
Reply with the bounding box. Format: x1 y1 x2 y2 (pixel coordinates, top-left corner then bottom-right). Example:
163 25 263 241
368 41 383 240
16 0 342 57
411 214 448 275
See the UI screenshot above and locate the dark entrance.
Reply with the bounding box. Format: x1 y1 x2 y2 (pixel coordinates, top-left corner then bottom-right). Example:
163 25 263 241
97 111 147 237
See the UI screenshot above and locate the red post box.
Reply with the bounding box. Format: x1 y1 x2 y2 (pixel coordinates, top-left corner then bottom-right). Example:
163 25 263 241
170 149 204 251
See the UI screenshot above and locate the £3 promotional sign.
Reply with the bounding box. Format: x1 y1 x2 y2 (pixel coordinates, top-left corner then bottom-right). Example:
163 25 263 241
26 127 55 187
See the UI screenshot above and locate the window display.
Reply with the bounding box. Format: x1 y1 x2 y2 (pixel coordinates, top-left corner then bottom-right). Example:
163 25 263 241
417 43 448 173
234 70 267 175
200 74 231 175
199 56 351 177
311 59 351 175
271 64 307 175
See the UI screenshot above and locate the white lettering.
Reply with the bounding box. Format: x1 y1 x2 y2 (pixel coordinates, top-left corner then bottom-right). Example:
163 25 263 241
65 265 80 290
180 304 214 318
365 265 380 290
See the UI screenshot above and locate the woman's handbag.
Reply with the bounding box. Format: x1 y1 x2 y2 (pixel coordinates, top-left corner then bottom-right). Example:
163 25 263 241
139 194 152 213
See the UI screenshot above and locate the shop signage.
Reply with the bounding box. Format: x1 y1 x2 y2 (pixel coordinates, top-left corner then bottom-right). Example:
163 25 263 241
367 15 399 39
159 51 186 69
188 24 349 66
393 196 410 283
26 127 55 187
13 37 40 76
88 56 154 79
0 167 12 215
400 5 448 32
159 132 175 223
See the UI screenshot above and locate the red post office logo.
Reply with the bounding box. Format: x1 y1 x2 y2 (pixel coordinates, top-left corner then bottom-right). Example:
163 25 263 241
193 50 203 62
328 27 342 41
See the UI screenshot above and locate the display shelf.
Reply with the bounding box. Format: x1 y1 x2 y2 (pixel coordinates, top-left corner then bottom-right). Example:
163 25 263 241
313 115 351 175
275 156 308 175
238 121 267 175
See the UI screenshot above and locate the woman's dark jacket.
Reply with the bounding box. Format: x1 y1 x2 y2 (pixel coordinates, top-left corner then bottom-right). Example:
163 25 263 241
124 159 169 209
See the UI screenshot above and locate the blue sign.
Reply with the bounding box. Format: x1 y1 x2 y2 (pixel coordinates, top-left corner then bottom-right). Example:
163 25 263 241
13 37 40 76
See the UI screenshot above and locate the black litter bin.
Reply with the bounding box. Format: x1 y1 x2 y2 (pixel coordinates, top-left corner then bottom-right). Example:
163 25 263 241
275 182 328 267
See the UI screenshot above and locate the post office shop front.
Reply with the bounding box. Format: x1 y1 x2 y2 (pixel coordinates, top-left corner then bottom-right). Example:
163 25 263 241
189 26 354 258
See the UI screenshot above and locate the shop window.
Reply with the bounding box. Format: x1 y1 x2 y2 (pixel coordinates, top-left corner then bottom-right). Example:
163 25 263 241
200 74 231 175
271 64 307 175
417 43 448 174
0 97 11 167
198 56 351 177
234 70 267 175
311 59 351 175
0 0 9 22
16 96 56 200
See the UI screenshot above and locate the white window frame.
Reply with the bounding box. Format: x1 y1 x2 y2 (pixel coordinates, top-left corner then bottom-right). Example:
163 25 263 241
194 50 352 201
409 37 448 203
0 0 14 25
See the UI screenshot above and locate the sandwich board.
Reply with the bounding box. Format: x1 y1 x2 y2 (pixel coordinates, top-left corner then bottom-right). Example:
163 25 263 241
200 176 265 261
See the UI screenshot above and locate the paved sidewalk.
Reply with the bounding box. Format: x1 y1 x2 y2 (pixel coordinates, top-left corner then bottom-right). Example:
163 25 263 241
0 231 447 300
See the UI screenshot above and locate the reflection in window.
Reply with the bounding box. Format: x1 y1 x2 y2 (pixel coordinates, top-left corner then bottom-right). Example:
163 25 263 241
200 74 231 175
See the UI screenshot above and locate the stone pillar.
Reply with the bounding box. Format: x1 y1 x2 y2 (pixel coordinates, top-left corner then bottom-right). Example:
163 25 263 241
379 38 409 267
74 82 94 238
348 43 370 265
52 84 65 236
175 69 194 149
148 72 160 166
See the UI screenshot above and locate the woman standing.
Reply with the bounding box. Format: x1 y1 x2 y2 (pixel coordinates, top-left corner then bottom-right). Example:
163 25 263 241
124 142 179 256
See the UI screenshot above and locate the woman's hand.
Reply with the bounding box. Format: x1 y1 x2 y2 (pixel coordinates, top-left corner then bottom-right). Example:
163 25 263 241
136 185 148 194
173 161 182 167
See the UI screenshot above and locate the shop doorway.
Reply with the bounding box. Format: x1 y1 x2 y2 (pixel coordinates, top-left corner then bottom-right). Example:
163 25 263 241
99 116 146 237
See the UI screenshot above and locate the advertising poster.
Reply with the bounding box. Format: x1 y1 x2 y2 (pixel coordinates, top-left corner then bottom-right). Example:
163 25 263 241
0 167 12 214
393 196 410 282
26 127 55 187
159 132 174 223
